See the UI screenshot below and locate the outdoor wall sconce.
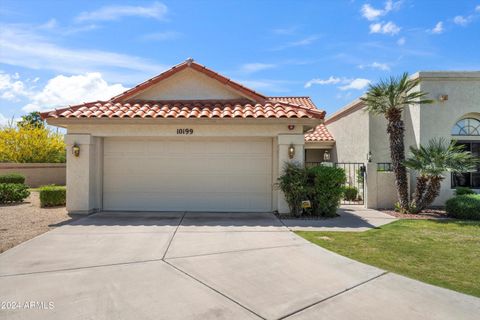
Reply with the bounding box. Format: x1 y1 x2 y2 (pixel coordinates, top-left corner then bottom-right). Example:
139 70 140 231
288 125 295 130
323 150 331 162
288 144 295 159
439 94 448 101
72 144 80 157
367 151 373 163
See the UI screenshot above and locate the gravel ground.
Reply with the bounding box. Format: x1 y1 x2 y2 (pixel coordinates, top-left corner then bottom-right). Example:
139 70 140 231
0 192 82 253
382 209 449 220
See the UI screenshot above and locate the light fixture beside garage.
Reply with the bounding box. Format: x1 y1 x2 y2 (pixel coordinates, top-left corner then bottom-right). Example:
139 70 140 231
72 144 80 157
323 150 331 162
288 144 295 159
288 124 295 130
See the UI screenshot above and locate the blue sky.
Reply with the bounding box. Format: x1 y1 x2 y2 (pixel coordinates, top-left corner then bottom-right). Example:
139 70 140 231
0 0 479 123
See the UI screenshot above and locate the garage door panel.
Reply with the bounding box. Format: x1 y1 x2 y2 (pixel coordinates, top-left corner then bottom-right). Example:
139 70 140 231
103 138 273 212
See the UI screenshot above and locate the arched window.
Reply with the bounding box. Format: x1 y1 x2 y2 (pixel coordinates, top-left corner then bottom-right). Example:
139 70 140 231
452 118 480 136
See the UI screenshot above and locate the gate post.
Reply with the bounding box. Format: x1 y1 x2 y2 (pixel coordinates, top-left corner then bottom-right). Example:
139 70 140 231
365 162 378 209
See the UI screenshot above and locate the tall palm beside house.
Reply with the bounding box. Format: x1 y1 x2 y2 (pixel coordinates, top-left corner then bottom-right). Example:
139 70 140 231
361 73 433 212
405 138 478 213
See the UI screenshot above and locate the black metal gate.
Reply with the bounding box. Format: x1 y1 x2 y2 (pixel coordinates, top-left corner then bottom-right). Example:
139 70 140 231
334 162 365 205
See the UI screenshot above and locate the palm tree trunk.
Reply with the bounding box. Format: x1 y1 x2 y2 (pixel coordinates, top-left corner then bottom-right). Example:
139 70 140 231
386 112 410 211
413 175 428 205
417 176 443 211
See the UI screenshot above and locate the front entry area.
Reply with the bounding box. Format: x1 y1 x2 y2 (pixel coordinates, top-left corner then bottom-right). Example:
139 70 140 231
102 137 273 212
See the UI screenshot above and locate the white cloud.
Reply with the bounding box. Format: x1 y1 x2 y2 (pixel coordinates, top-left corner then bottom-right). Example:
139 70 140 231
0 112 10 126
141 31 181 41
272 27 297 35
476 5 480 12
76 2 168 22
432 21 444 34
20 73 127 113
361 0 402 21
304 76 342 88
361 4 384 21
358 62 390 71
0 73 31 101
272 35 320 50
397 37 406 45
239 63 276 74
339 78 371 91
453 15 470 26
0 24 166 83
369 21 400 35
305 77 371 91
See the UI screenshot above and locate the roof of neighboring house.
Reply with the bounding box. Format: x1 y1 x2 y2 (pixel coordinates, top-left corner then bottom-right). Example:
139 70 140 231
41 59 325 121
43 100 325 119
304 124 335 142
325 98 364 124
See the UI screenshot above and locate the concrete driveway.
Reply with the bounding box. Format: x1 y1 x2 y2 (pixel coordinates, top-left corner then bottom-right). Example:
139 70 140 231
0 211 478 320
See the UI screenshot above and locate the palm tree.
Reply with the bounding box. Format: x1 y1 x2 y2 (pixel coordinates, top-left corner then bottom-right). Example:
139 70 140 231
405 138 479 213
361 73 433 212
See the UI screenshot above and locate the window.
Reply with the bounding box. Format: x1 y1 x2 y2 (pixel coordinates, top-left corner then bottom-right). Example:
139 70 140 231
451 142 480 189
452 118 480 136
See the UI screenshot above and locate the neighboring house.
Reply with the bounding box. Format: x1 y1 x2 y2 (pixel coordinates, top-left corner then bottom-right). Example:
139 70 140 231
42 59 333 214
326 71 480 206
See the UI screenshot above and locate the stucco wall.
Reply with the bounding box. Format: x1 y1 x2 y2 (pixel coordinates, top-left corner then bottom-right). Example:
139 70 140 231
416 74 480 205
0 163 66 187
327 108 370 163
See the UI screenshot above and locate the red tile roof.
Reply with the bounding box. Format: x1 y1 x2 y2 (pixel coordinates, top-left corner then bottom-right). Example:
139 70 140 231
269 97 316 109
304 124 334 142
41 59 325 121
44 100 325 119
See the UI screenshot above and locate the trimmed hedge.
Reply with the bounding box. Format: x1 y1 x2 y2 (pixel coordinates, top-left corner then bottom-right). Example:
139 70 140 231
278 162 345 217
307 165 346 217
454 187 476 196
0 173 25 184
446 194 480 220
344 186 358 201
0 183 30 203
39 185 66 207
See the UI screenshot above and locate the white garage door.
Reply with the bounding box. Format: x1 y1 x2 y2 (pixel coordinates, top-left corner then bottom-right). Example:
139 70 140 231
103 137 273 212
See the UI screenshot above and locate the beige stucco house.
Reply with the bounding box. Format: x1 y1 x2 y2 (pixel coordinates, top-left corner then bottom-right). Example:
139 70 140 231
327 71 480 206
42 59 334 214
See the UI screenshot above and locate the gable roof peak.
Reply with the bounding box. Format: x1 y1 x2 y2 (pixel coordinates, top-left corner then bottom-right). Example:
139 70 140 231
110 59 267 103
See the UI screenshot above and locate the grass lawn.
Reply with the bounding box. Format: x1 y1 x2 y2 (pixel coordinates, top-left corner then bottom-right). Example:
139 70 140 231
296 219 480 297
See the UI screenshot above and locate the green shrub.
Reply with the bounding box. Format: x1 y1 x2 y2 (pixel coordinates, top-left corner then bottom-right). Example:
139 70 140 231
306 165 346 217
0 183 30 203
0 173 25 184
277 162 307 216
454 187 476 196
39 185 66 207
446 195 480 220
344 186 358 201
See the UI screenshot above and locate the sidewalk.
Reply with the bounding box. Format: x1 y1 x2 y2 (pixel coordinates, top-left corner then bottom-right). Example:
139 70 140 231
281 205 397 232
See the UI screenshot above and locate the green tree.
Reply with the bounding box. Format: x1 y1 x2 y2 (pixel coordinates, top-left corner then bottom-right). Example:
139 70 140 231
18 112 44 128
405 138 478 213
361 73 433 212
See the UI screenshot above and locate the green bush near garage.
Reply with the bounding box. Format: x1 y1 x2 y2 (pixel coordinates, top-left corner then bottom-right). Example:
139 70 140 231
278 162 345 217
0 183 30 204
446 194 480 220
0 173 26 184
39 185 66 207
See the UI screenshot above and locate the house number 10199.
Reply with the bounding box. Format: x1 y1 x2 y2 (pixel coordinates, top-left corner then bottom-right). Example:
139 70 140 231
177 128 194 135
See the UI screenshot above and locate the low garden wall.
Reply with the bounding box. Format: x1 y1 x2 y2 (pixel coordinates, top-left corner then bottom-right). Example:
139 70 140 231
365 163 407 209
0 163 66 187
